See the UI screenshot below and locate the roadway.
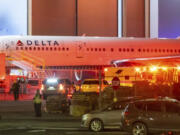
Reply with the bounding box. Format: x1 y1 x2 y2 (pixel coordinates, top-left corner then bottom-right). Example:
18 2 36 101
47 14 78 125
0 129 130 135
0 97 131 135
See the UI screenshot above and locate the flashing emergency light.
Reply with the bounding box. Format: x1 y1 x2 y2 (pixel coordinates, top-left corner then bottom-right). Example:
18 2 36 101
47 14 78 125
177 66 180 70
135 67 141 72
59 84 64 91
104 68 108 72
142 67 147 72
150 66 158 72
47 78 58 83
41 84 44 91
161 67 167 71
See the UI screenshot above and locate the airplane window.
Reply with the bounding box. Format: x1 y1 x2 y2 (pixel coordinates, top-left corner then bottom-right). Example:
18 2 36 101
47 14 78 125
62 47 65 51
54 47 57 51
38 47 40 51
16 47 19 50
91 48 93 51
162 49 165 53
50 47 52 51
25 47 28 50
99 48 101 51
29 47 32 50
167 49 169 53
143 49 145 52
131 48 134 52
103 48 106 51
21 47 23 50
159 49 161 52
119 48 121 52
33 47 36 50
46 47 48 51
154 49 157 52
66 48 69 51
174 49 177 53
127 48 129 52
170 49 173 53
123 48 126 52
95 48 97 51
146 49 149 52
138 49 141 52
42 47 44 51
178 49 180 53
58 47 61 51
111 48 114 52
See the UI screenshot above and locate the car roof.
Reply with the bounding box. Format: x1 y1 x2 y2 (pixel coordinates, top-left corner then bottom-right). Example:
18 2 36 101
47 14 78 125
83 79 98 81
28 79 39 81
83 79 107 81
132 97 179 103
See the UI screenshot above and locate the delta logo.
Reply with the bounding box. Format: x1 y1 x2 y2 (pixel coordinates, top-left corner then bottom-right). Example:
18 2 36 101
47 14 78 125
16 40 23 46
16 40 60 46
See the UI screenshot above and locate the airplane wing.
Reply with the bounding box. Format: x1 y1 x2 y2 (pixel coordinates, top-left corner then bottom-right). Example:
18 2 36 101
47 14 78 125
112 55 180 67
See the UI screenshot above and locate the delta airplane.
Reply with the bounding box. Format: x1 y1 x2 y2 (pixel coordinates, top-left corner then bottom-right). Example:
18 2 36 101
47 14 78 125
1 35 180 69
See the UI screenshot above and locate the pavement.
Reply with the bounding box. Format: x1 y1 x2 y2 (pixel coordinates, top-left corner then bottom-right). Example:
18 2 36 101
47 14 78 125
0 99 81 121
0 99 132 135
0 111 81 121
0 99 82 131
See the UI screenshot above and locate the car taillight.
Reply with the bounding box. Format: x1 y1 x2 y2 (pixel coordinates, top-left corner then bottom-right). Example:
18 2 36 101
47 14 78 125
124 110 130 116
41 84 44 91
67 93 72 99
125 111 129 116
58 84 63 90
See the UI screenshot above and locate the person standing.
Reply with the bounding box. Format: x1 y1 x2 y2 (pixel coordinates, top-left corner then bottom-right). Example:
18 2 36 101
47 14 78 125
33 89 42 117
11 80 20 101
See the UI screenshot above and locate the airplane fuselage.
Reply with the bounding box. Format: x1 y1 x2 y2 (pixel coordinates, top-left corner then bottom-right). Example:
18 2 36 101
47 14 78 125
1 36 180 67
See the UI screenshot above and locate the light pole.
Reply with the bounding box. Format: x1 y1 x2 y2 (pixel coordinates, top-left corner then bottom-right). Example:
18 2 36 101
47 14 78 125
98 69 102 110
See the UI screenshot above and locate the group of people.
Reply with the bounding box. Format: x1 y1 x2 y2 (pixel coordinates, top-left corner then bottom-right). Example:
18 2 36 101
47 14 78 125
11 80 42 117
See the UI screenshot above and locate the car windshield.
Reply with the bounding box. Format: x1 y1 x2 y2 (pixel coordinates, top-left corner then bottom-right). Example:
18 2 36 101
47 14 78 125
59 79 72 85
28 80 39 86
83 80 108 85
102 101 130 111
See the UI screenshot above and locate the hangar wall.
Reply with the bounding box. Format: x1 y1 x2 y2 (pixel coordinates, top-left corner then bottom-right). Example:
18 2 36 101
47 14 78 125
78 0 118 36
123 0 145 37
31 0 145 37
32 0 76 35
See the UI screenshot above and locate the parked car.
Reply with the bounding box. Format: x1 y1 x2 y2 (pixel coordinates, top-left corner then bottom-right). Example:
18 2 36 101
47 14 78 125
81 79 109 92
81 100 131 132
121 97 180 135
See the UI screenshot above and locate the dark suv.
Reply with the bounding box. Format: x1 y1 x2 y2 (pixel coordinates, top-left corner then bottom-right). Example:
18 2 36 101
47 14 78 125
122 97 180 135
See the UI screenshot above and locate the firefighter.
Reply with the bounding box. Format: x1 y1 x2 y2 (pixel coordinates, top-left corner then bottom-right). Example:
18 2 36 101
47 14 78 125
33 89 42 117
